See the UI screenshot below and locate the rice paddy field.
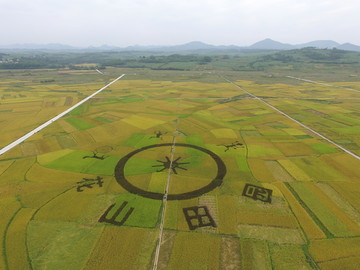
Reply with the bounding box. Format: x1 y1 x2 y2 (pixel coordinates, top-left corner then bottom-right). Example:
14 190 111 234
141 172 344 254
1 67 360 269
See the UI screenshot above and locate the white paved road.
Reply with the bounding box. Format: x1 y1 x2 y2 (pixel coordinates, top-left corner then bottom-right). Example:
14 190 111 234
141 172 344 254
95 69 104 75
0 74 125 156
224 77 360 161
286 76 360 93
152 122 179 270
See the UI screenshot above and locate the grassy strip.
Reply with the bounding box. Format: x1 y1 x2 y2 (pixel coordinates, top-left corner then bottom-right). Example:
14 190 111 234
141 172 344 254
302 245 320 270
284 183 334 238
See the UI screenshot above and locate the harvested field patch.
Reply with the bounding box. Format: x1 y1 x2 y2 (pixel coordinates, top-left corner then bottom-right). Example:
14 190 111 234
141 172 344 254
248 159 277 182
220 237 241 270
167 232 221 269
278 159 312 181
237 212 298 229
240 239 272 269
269 244 313 270
85 226 157 270
21 142 38 156
56 134 77 148
157 231 177 270
237 224 305 244
265 160 294 182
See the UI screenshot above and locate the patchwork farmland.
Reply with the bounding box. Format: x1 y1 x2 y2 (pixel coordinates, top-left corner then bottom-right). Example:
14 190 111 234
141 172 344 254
1 67 360 269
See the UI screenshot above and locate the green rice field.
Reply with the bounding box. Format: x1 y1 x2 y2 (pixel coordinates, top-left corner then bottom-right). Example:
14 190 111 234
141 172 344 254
0 67 360 269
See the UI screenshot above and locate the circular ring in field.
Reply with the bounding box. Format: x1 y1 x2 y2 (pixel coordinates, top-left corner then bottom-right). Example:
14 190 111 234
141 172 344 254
114 143 226 200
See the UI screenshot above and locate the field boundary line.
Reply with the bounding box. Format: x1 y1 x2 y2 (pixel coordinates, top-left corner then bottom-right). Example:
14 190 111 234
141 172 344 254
3 207 22 270
286 76 360 93
224 77 360 161
152 121 179 270
0 74 125 156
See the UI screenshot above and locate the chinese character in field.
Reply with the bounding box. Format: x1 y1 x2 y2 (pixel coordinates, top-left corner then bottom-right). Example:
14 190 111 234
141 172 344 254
99 201 134 226
183 206 217 230
76 176 104 192
242 184 272 203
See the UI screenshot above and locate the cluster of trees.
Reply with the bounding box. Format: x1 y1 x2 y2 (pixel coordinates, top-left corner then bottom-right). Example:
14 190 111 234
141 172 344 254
101 54 212 69
0 53 213 70
0 48 359 71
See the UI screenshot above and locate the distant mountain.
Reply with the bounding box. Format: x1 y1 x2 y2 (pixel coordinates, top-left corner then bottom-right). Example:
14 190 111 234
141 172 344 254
1 39 360 52
336 43 360 52
116 41 246 53
296 40 340 49
87 44 120 51
0 43 76 50
166 41 215 51
249 39 294 50
122 41 217 52
249 39 360 52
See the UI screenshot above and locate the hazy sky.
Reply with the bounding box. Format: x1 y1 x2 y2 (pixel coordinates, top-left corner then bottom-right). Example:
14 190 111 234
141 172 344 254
1 0 359 47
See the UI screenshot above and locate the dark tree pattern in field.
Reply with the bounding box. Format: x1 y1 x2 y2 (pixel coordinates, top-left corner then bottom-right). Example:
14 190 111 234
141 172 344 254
150 130 168 140
82 151 107 160
183 206 217 230
152 156 190 174
242 184 273 203
98 201 134 226
217 141 243 152
76 176 104 192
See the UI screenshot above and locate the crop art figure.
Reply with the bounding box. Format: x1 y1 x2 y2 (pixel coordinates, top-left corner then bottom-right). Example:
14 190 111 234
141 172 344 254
150 131 168 140
152 156 189 174
82 151 106 160
98 201 134 226
76 176 104 192
218 141 243 152
242 184 273 203
183 206 217 230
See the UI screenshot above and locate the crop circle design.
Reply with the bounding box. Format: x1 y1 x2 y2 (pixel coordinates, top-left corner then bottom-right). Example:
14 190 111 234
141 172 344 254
114 143 226 200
